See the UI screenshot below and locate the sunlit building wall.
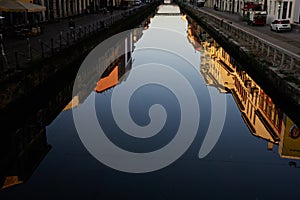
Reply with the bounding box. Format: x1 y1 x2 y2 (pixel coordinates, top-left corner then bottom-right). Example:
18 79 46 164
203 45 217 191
267 0 299 23
35 0 110 21
204 0 299 23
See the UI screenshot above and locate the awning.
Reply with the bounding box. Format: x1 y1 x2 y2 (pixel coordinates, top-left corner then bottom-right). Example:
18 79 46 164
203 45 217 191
0 0 46 13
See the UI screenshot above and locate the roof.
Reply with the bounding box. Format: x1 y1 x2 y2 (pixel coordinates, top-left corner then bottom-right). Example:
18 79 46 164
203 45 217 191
0 0 46 12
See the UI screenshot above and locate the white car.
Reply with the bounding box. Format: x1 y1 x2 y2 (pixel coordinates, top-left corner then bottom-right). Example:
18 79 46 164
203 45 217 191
134 0 141 5
270 19 292 32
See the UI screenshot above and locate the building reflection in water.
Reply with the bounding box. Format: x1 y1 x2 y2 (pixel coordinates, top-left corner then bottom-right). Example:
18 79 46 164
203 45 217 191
187 16 300 161
0 126 51 190
0 20 147 190
64 27 143 111
1 14 299 190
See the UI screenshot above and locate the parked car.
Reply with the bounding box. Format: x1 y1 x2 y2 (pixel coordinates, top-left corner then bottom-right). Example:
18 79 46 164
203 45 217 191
196 0 205 7
134 0 141 6
270 19 292 32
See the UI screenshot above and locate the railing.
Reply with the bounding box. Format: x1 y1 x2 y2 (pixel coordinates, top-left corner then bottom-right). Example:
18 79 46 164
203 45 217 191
0 6 144 77
185 3 300 73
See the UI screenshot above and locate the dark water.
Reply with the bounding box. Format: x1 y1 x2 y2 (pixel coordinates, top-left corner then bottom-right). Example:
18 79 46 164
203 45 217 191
1 5 300 199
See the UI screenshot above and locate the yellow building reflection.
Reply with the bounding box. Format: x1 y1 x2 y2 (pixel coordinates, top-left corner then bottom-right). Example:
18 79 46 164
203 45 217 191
187 16 300 160
279 117 300 159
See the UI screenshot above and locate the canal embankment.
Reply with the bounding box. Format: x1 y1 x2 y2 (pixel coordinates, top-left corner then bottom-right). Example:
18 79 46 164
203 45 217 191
179 3 300 125
0 3 158 128
0 4 157 110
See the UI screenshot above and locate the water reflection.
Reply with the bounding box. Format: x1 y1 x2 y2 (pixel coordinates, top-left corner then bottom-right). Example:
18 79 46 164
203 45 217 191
1 5 300 198
0 19 147 190
187 15 300 160
0 127 51 190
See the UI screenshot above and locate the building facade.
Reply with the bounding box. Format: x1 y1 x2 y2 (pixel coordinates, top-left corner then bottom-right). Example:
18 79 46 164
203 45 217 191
203 0 300 23
24 0 121 22
266 0 300 23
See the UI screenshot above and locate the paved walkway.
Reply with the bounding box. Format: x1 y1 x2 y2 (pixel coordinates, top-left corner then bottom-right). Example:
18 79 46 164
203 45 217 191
0 6 144 73
191 4 300 56
1 3 299 76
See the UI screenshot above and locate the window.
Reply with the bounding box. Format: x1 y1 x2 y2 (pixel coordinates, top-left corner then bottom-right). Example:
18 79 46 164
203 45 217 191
278 2 281 19
282 2 288 19
288 2 292 18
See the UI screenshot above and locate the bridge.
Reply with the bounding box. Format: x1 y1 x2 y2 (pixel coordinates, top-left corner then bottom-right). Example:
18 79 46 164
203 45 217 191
156 4 181 15
156 13 181 16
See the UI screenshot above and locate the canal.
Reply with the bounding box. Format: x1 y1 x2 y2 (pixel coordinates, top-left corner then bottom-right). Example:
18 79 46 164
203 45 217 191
1 4 300 199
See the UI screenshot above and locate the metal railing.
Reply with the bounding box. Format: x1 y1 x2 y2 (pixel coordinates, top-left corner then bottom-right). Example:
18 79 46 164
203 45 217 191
185 3 300 73
0 6 144 77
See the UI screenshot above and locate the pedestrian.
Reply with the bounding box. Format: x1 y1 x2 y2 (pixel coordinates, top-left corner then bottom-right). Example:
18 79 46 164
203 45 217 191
68 19 75 39
214 4 218 11
68 19 75 30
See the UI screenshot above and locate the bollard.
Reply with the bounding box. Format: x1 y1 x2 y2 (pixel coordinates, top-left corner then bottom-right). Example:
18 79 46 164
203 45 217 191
29 46 32 62
40 41 44 58
273 49 277 62
66 33 69 45
0 58 3 73
290 58 295 70
73 30 76 42
27 38 32 61
280 53 285 67
60 32 62 50
79 26 82 39
96 22 99 31
51 38 54 55
15 52 19 69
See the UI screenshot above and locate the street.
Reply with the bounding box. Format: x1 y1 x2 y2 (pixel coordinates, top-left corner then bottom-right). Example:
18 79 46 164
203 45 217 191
199 5 300 55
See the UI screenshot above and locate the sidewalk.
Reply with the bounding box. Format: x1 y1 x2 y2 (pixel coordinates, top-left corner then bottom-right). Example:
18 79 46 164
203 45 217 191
0 6 144 73
190 4 300 55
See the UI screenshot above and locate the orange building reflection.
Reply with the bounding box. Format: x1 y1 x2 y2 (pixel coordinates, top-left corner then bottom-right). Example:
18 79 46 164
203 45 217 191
1 17 153 191
95 66 119 93
62 24 146 111
1 127 51 190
